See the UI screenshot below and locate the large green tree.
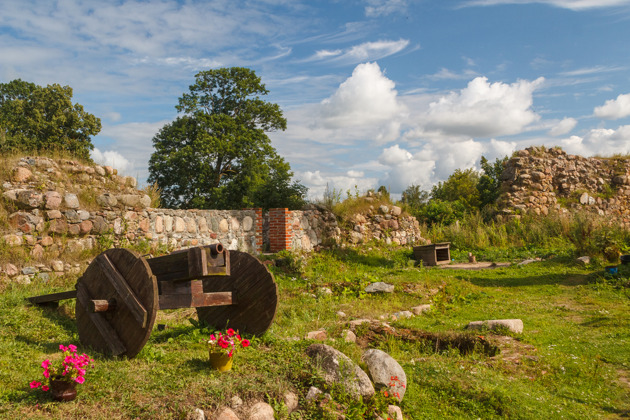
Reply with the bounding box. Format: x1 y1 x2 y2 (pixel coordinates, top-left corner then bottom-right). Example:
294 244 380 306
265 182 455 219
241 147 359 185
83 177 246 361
148 67 306 210
0 79 101 160
477 155 508 209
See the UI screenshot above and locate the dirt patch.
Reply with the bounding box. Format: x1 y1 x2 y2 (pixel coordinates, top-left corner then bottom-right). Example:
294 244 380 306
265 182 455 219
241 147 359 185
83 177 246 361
441 262 511 270
353 322 500 356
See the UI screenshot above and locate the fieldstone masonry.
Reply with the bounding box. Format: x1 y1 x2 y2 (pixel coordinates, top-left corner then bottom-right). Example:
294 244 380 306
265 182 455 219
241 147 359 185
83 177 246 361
1 157 427 269
499 146 630 227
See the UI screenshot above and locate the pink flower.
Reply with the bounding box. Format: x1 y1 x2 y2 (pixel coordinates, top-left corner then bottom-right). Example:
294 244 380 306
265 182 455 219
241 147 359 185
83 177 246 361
30 381 41 389
75 376 85 384
241 339 250 348
68 344 77 353
41 385 49 392
59 344 67 352
41 359 51 369
227 328 236 336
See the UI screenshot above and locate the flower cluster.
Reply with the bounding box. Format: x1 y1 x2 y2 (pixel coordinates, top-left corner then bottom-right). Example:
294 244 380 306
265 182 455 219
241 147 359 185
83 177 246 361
30 344 94 391
382 375 406 400
206 328 250 357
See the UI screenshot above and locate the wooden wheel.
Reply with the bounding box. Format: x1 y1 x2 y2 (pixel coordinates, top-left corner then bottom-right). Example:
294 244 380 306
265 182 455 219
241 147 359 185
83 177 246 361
197 251 277 336
75 248 158 358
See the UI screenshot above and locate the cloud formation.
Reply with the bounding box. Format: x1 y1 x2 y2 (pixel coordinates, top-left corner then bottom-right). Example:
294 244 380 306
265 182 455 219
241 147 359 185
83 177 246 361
310 39 410 64
424 76 545 137
460 0 630 10
559 125 630 156
593 93 630 120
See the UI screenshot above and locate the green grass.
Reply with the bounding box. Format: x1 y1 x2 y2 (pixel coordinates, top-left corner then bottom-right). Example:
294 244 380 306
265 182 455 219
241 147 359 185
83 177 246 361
1 246 629 419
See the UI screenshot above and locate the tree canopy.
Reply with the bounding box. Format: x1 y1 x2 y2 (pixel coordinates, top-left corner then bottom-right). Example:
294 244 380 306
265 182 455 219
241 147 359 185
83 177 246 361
0 79 101 160
148 67 306 210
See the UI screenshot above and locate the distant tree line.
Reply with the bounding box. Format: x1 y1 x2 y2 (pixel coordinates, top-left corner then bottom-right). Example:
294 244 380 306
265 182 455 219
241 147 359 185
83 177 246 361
401 156 508 226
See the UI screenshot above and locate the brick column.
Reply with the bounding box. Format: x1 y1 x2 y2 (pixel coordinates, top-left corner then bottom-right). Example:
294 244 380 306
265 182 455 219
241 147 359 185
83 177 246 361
269 208 292 252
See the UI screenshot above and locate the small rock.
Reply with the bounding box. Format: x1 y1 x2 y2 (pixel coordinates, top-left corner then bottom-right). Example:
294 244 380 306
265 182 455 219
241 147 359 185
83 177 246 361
30 244 44 260
4 263 19 277
64 193 80 209
392 311 413 319
12 167 32 182
362 349 408 401
318 287 333 296
187 408 205 420
305 386 323 402
306 343 375 398
349 319 371 327
343 329 356 343
388 405 404 420
305 330 327 341
14 275 31 285
467 319 524 334
576 256 591 265
230 395 243 409
411 304 431 315
365 282 394 293
51 260 64 272
212 407 239 420
336 311 347 318
283 391 299 414
248 402 275 420
22 266 37 275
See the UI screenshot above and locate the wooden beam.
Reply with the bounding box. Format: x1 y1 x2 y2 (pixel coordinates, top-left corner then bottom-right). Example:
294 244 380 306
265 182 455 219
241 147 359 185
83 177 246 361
76 283 127 356
28 290 77 305
96 254 148 328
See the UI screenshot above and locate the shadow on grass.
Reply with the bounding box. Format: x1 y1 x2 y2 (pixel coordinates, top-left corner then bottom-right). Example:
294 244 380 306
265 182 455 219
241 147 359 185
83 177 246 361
457 273 590 288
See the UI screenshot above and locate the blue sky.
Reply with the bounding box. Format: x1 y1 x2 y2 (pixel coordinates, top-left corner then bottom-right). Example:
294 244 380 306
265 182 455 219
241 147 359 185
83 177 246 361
2 0 630 199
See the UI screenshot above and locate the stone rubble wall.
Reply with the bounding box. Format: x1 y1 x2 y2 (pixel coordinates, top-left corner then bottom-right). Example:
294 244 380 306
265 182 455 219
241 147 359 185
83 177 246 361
1 157 427 279
498 146 630 227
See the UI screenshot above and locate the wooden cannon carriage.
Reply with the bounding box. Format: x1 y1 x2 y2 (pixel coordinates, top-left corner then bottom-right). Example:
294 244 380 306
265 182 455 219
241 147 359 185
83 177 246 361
28 244 277 358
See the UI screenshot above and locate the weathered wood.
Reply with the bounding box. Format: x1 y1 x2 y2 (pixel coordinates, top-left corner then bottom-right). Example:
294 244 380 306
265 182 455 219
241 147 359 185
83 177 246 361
89 299 117 313
76 283 127 356
76 248 158 358
197 250 277 336
146 245 229 282
28 290 77 305
159 291 233 310
96 254 148 328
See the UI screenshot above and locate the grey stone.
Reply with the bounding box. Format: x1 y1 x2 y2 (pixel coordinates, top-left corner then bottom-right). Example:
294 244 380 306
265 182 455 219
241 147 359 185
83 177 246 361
229 395 243 409
17 190 44 209
22 266 37 275
388 405 404 420
343 329 356 343
392 311 413 319
283 391 299 414
242 216 253 231
411 304 431 315
97 194 118 207
365 282 394 293
306 343 375 398
576 256 591 265
305 330 327 341
467 319 524 334
305 386 323 402
64 193 80 209
362 349 407 401
44 191 62 209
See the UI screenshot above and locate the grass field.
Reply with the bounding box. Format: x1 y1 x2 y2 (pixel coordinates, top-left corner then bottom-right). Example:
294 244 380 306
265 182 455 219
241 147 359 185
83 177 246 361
1 245 629 419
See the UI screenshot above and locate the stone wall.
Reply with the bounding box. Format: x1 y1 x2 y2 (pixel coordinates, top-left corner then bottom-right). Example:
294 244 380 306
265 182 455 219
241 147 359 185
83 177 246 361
498 146 630 226
1 157 427 269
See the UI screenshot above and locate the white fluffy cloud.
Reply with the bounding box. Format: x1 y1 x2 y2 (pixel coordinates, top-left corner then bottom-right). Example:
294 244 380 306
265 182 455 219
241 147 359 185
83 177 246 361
318 62 406 142
91 148 132 173
424 76 544 137
593 93 630 120
549 117 578 136
559 125 630 156
365 0 408 16
377 145 435 192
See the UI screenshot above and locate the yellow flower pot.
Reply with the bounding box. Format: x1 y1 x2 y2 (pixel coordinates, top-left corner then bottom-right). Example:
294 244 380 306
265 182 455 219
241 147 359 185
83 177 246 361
209 351 233 372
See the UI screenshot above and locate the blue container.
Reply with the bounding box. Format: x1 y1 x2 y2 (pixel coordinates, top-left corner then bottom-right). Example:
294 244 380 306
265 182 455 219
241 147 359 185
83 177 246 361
605 266 618 275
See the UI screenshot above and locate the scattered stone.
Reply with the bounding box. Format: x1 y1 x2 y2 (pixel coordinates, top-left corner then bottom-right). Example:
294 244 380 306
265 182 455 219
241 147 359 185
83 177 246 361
362 349 408 401
51 260 64 272
576 256 591 265
349 319 371 327
230 395 243 409
388 405 404 420
12 167 32 182
306 343 375 398
392 311 413 320
30 244 44 260
283 391 299 415
336 311 347 318
305 330 327 341
248 402 275 420
212 407 238 420
305 386 323 402
467 319 524 334
411 304 431 315
518 258 541 266
44 191 62 210
365 282 394 293
343 329 357 343
318 287 333 296
14 275 31 285
22 266 37 275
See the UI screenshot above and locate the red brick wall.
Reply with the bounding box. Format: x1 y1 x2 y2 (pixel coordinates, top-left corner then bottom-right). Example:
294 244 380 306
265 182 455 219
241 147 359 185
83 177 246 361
269 208 292 252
